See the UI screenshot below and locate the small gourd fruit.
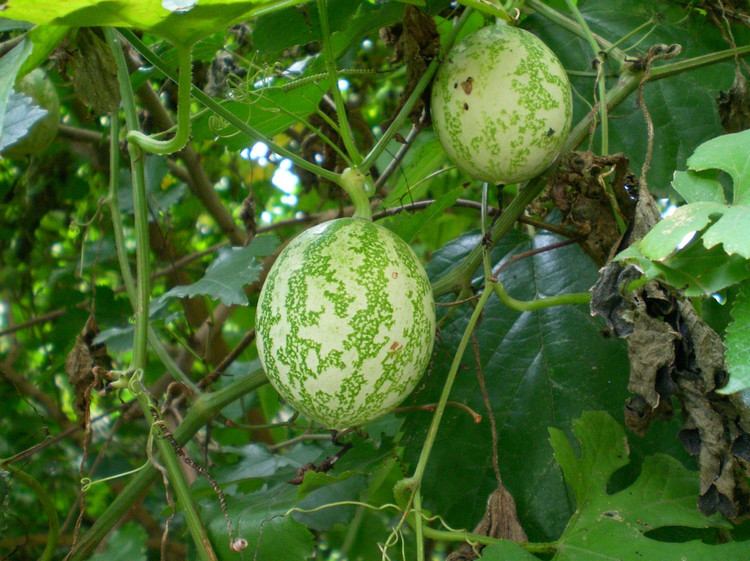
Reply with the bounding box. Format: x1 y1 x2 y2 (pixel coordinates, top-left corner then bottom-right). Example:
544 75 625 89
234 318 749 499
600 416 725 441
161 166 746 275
255 218 436 429
431 22 572 185
2 69 60 159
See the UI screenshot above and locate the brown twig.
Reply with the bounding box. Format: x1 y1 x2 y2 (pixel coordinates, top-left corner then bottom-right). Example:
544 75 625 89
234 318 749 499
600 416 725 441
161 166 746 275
393 401 482 423
472 332 502 488
492 238 580 278
198 329 256 389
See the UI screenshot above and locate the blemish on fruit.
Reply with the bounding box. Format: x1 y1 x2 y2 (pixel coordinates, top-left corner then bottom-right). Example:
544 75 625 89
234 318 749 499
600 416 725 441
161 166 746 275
453 82 458 89
463 102 469 111
547 127 555 138
461 77 473 94
391 272 399 279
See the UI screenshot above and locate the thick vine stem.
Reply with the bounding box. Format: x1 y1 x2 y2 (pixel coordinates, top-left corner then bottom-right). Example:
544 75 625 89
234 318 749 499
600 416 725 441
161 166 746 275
126 43 193 155
337 167 374 220
106 28 217 561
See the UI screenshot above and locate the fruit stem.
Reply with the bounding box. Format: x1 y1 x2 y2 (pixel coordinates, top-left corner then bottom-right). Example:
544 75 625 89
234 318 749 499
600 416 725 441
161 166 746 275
456 0 512 21
126 42 193 155
337 167 374 220
317 0 361 167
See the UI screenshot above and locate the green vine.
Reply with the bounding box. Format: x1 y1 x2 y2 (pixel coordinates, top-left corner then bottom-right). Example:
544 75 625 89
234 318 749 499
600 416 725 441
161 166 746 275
125 43 193 155
105 28 217 561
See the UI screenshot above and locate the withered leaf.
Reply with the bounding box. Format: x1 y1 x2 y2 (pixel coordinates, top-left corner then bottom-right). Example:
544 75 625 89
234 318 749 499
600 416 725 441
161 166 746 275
380 5 439 130
717 69 750 134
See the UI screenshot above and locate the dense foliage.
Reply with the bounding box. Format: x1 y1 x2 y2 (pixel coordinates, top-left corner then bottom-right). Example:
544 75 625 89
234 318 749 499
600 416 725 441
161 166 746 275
1 1 750 560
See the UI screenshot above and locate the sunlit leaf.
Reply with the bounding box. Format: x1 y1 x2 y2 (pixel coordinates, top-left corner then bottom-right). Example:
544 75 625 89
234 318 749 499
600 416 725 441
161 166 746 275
0 38 32 140
687 129 750 204
0 92 47 152
618 130 750 295
0 0 314 46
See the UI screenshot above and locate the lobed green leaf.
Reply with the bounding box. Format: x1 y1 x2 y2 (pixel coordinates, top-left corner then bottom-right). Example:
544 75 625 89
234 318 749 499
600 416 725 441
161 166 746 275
161 234 278 306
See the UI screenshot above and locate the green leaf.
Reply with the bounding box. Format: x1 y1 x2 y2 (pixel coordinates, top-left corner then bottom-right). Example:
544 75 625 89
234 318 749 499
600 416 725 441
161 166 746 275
673 169 726 204
386 185 464 244
687 129 750 203
293 472 369 531
619 131 750 294
639 201 725 259
192 78 330 150
622 234 750 297
252 0 359 56
161 235 278 306
88 521 147 561
381 136 453 209
720 279 750 395
0 38 32 141
203 483 315 561
0 0 314 46
18 25 68 79
546 411 744 561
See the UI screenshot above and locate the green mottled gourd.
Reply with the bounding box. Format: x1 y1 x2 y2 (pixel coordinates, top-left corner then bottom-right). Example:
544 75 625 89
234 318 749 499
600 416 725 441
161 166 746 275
255 218 436 429
431 22 572 185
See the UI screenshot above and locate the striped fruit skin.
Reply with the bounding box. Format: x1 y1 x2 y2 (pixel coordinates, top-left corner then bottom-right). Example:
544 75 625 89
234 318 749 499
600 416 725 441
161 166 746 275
431 23 572 185
255 218 436 429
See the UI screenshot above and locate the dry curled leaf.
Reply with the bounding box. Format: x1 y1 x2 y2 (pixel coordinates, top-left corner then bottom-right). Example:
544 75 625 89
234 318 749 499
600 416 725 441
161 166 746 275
718 69 750 134
445 487 527 561
590 185 750 521
539 151 637 267
380 5 440 130
65 314 112 427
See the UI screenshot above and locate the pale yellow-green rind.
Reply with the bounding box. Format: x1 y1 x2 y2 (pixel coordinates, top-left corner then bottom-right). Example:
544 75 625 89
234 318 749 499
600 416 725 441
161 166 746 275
255 218 436 429
431 23 572 185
